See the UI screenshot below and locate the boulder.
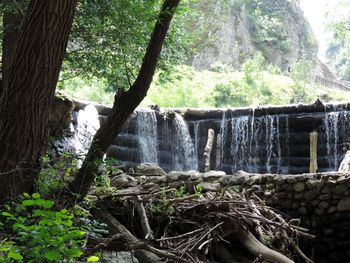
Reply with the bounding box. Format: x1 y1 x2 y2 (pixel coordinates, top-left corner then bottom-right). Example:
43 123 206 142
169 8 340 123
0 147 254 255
337 197 350 212
135 163 166 176
49 93 74 136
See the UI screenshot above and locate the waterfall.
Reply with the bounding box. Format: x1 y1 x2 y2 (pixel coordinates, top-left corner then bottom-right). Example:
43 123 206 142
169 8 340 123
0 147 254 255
220 113 286 174
136 109 158 163
323 111 350 171
72 105 100 164
173 113 198 171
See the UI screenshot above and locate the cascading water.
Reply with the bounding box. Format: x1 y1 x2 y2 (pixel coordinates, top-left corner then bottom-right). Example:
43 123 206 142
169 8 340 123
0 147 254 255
71 105 100 165
323 110 350 171
220 113 288 174
136 109 158 163
159 112 198 171
173 113 198 171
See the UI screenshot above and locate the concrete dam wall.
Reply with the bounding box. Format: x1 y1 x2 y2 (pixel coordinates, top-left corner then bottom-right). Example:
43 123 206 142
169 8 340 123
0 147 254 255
69 100 350 174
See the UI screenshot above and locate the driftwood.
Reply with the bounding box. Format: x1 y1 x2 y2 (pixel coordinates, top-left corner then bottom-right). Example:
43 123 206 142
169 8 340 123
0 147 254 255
89 188 314 263
203 129 215 172
133 195 154 239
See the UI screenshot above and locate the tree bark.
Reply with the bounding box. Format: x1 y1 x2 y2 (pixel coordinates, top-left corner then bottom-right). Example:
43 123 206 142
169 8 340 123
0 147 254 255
0 0 78 203
2 0 26 91
67 0 181 201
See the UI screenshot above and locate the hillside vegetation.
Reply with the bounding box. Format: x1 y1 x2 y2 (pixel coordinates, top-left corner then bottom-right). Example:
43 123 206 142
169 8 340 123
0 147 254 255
60 54 350 108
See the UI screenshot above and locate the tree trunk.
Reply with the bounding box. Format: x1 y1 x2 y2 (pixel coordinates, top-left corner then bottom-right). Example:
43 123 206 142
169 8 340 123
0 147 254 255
2 0 26 91
67 0 181 202
0 0 78 203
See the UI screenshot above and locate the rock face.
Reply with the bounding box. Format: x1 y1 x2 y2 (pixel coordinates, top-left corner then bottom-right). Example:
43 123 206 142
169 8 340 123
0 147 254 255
190 0 323 75
49 93 74 136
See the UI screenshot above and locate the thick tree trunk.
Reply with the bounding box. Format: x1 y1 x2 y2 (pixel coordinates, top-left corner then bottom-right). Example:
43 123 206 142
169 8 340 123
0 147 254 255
2 0 26 91
68 0 181 201
0 0 78 203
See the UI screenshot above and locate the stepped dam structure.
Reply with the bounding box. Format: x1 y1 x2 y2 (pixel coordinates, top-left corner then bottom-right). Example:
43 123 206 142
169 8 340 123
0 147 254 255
63 100 350 174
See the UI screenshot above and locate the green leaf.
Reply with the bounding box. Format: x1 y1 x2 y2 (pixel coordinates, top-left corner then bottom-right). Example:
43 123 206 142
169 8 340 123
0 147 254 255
87 256 99 262
1 212 12 217
42 200 55 209
45 250 62 261
67 230 85 239
8 250 23 260
23 193 31 198
12 223 28 231
66 248 83 258
22 199 35 206
32 193 41 199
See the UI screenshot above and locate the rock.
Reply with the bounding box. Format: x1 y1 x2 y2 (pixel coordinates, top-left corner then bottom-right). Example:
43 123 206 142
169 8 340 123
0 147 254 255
292 202 299 209
228 175 246 185
102 251 139 263
202 170 226 181
319 201 330 209
293 182 305 192
319 194 331 200
168 171 198 182
327 206 337 214
49 93 74 136
332 184 348 195
315 208 325 216
197 182 220 192
167 172 179 182
135 163 166 176
337 197 350 212
298 206 308 215
286 177 298 184
110 174 131 188
321 186 330 194
245 175 260 186
294 193 303 199
337 176 350 184
281 200 292 209
304 190 318 201
265 183 275 189
144 176 167 184
306 180 324 190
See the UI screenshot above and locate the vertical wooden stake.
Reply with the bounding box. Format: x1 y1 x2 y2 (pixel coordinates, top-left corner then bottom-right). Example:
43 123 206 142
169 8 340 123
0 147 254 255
309 131 318 173
204 129 215 172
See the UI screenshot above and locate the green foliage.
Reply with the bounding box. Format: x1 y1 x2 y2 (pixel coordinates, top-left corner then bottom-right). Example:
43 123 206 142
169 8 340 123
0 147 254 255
0 194 86 262
244 0 290 53
145 58 350 108
289 57 313 103
36 152 78 195
61 0 193 91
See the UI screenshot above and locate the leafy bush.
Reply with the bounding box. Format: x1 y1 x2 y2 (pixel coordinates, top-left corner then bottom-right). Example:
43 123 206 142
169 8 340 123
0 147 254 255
0 193 93 262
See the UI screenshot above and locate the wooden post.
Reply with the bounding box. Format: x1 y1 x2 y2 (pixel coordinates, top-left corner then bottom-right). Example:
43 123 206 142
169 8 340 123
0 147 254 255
216 134 222 170
204 129 215 172
309 131 318 173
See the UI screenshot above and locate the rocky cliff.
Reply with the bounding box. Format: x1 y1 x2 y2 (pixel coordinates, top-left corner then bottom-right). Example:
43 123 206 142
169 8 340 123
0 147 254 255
190 0 321 74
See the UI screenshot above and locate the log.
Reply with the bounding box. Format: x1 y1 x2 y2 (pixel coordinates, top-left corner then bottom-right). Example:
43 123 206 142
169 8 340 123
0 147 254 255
92 210 189 262
235 226 294 263
133 195 154 239
203 129 215 172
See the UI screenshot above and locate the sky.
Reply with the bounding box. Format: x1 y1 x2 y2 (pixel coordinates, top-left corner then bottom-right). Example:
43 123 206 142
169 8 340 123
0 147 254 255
300 0 342 60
